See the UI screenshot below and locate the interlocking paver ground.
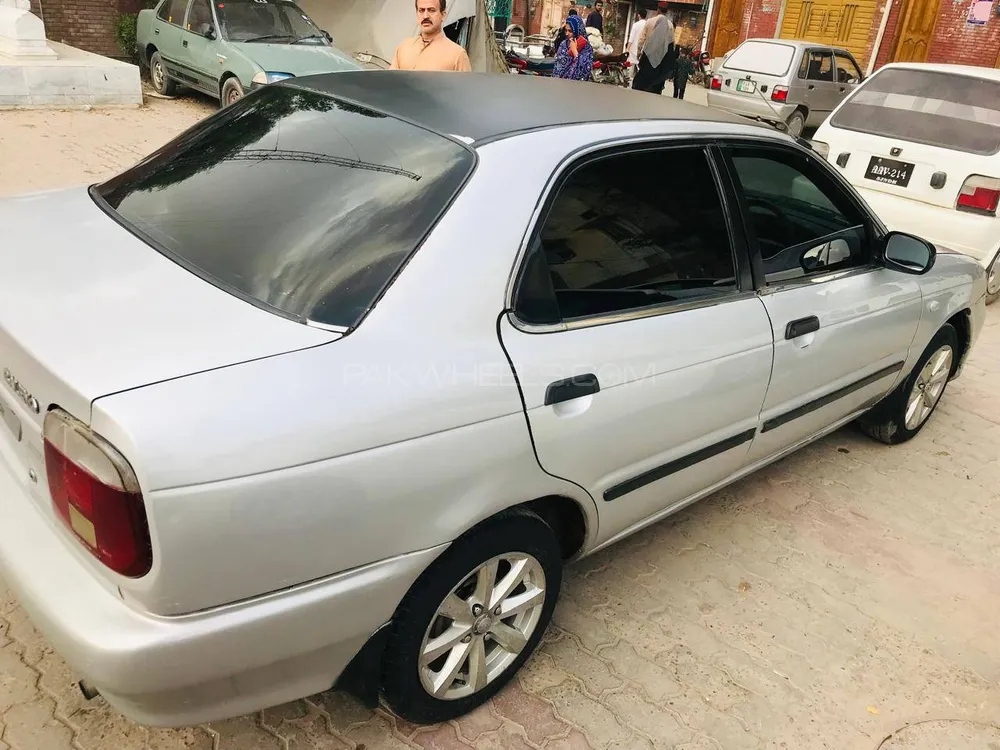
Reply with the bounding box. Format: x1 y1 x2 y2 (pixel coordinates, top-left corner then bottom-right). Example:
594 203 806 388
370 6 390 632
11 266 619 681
1 90 999 750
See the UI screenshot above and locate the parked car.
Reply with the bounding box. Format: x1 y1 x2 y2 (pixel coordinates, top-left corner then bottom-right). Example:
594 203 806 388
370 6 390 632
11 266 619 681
813 62 1000 305
136 0 361 106
0 73 987 729
708 39 864 136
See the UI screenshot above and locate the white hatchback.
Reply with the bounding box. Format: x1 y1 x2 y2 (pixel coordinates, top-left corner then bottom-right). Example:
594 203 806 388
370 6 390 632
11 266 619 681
813 62 1000 304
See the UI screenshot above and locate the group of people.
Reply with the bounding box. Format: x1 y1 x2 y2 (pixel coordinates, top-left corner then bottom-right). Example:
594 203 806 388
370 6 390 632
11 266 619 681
389 0 694 100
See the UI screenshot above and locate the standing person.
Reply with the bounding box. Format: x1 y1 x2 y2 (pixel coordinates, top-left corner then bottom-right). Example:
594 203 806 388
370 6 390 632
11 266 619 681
632 2 675 94
672 46 694 98
586 0 604 34
390 0 472 72
625 7 647 84
552 8 578 55
552 14 595 81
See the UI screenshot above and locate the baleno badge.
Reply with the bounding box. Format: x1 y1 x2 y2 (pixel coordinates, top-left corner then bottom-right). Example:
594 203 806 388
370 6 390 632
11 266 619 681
3 369 40 414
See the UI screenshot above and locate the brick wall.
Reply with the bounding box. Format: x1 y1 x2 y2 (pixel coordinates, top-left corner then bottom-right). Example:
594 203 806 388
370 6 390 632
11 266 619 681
741 0 780 40
29 0 130 58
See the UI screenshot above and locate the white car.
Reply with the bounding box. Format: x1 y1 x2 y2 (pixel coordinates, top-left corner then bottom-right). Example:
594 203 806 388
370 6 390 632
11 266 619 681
813 62 1000 304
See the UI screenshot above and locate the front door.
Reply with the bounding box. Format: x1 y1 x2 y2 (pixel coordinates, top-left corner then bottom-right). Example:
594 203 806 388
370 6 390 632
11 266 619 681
179 0 221 93
893 0 941 62
721 143 923 463
709 0 744 57
500 144 774 546
799 47 839 124
152 0 187 81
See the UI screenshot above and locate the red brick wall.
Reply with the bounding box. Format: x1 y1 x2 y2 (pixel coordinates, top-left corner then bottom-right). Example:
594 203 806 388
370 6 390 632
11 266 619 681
30 0 135 58
925 0 1000 65
741 0 780 41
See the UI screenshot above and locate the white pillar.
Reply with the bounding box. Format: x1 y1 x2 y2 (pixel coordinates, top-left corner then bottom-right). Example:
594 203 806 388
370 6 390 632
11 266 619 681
0 0 56 58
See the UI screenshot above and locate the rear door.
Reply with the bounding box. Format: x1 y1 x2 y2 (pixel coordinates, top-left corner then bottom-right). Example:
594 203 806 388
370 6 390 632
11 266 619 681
721 142 923 462
824 67 1000 211
500 143 774 545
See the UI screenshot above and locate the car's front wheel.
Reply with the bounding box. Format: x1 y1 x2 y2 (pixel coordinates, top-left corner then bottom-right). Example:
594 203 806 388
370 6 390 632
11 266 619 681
149 52 177 97
381 508 562 724
221 77 245 107
858 323 958 444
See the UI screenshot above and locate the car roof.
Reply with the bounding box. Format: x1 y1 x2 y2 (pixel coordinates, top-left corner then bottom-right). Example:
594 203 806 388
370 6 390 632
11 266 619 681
872 61 1000 81
739 38 845 50
281 71 766 145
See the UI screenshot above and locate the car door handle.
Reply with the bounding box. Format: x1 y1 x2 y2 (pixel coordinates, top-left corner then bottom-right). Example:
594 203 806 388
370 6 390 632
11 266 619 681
807 84 816 90
154 28 160 34
182 39 188 47
785 316 820 340
544 373 600 406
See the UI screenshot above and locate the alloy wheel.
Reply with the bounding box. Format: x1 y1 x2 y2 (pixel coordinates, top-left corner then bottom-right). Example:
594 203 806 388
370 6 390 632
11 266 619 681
904 345 953 430
418 553 546 701
152 60 164 91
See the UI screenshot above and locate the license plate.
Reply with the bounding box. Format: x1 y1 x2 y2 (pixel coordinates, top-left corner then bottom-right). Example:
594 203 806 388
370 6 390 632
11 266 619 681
736 78 756 93
0 395 21 442
864 156 914 187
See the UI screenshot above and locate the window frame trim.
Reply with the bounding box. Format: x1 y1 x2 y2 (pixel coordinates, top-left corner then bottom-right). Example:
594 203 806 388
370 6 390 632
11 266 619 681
505 136 756 335
714 137 887 293
157 0 185 26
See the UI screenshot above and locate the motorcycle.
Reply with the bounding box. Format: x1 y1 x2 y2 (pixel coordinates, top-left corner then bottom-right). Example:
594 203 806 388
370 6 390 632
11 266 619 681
592 54 631 87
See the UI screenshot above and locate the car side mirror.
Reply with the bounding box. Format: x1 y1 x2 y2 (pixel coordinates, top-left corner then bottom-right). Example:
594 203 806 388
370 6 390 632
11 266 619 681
322 30 333 43
202 24 216 39
881 231 936 275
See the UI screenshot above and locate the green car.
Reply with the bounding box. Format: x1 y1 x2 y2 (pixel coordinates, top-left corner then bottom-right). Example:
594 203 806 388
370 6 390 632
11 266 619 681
136 0 362 106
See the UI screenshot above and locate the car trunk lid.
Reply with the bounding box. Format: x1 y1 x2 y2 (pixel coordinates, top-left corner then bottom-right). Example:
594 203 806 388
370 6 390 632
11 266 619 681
719 40 798 106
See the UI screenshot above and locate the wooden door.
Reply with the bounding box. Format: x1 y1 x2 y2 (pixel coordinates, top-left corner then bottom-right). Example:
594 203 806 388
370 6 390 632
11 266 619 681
892 0 941 62
709 0 744 57
780 0 875 65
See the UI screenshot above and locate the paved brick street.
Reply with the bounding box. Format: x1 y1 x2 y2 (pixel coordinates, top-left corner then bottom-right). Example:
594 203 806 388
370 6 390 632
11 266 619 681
1 91 999 750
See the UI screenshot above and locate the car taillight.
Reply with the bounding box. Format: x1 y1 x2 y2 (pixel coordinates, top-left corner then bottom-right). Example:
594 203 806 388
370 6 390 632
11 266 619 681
771 86 788 102
711 76 722 90
956 175 1000 216
43 409 151 578
593 61 602 69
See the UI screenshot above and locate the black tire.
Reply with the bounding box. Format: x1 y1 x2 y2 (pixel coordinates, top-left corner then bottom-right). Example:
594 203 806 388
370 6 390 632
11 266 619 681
381 508 562 724
221 77 245 107
858 323 958 445
149 52 177 97
785 110 806 137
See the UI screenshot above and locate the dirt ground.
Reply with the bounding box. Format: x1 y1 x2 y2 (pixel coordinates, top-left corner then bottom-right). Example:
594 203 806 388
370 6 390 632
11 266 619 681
1 91 999 750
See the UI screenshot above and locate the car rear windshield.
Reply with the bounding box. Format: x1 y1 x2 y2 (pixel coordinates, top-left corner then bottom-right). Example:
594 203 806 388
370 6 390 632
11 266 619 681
830 68 1000 155
94 84 474 329
724 41 796 77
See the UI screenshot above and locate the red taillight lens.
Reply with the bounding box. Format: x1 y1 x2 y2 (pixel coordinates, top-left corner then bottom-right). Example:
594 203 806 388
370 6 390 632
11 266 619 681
957 175 1000 216
623 60 631 68
771 86 788 102
593 61 602 69
711 76 722 90
44 409 151 578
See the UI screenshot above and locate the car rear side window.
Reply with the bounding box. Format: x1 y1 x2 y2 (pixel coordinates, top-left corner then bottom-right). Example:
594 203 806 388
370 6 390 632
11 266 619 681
158 0 185 23
830 68 1000 155
94 84 474 330
724 41 796 77
514 147 739 325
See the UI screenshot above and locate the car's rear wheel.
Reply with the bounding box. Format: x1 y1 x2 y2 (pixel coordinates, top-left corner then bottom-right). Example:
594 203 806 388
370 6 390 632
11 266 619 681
149 52 177 97
785 110 806 137
986 249 999 305
381 508 561 724
858 324 957 445
221 77 245 107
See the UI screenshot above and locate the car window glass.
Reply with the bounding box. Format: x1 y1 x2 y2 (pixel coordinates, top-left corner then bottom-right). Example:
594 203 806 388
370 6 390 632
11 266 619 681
517 147 738 324
158 0 186 24
215 0 321 42
830 68 1000 155
724 41 796 76
729 148 868 283
804 50 834 81
186 0 213 32
833 51 861 83
94 85 475 330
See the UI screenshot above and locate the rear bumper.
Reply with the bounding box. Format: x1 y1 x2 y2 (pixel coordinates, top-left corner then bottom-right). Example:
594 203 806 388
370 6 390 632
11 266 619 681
0 445 443 727
853 186 1000 268
706 90 795 124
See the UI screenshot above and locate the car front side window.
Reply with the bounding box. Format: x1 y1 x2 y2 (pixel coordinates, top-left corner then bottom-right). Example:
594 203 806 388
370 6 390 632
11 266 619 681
728 146 870 284
514 146 741 326
834 51 862 84
185 0 214 33
158 0 186 24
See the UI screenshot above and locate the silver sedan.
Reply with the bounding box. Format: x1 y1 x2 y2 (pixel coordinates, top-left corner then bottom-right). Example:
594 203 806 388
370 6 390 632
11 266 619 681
0 72 988 728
